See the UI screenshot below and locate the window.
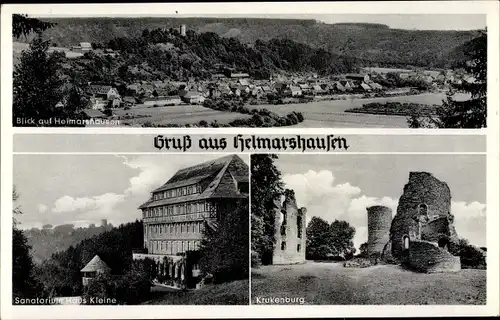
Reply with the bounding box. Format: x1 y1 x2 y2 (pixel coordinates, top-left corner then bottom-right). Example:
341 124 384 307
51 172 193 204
163 191 167 198
403 235 410 250
297 215 303 239
175 224 178 233
196 185 202 193
418 203 428 217
297 244 301 252
205 201 210 211
281 241 286 250
170 224 173 233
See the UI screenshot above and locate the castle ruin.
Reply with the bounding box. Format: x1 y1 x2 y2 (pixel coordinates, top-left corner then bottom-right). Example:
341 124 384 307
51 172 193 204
272 189 307 265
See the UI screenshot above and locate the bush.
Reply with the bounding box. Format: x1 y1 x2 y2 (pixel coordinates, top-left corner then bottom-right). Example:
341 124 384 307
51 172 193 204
343 257 373 268
251 250 261 268
82 266 151 305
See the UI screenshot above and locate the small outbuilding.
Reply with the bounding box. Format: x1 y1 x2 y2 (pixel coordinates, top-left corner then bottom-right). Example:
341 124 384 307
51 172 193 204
81 255 111 286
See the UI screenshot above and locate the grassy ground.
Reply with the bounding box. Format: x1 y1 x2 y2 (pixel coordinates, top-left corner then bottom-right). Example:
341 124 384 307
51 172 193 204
251 262 486 305
142 279 249 305
114 105 251 126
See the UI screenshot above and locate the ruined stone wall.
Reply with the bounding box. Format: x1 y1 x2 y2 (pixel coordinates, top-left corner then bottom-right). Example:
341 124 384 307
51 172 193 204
407 240 461 273
421 216 456 243
367 206 392 258
272 189 307 265
390 172 454 260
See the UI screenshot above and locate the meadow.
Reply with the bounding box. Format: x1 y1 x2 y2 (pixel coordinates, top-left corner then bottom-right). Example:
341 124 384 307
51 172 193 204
251 262 486 305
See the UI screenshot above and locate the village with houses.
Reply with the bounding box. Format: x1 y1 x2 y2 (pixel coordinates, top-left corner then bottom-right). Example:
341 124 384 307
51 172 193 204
77 58 475 126
42 22 476 127
13 18 483 128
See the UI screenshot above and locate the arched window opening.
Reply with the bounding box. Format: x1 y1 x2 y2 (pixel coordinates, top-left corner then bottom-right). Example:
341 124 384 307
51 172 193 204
402 235 410 250
418 203 428 217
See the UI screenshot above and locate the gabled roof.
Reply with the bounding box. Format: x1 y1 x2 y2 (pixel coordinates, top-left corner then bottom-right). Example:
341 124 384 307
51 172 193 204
139 155 248 209
89 85 113 95
80 255 111 273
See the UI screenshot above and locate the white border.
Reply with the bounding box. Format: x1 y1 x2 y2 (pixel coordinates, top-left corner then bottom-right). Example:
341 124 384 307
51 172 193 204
1 1 499 319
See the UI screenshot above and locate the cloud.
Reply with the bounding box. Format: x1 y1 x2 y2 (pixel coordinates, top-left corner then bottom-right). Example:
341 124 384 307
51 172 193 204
282 169 486 250
37 204 48 214
52 193 126 217
451 201 486 247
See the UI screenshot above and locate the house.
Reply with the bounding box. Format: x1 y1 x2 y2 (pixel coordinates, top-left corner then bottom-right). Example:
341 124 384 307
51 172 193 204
367 82 383 90
144 96 182 106
359 82 372 92
238 78 250 86
346 74 370 82
135 155 249 289
88 97 108 110
333 82 346 92
284 86 302 97
181 91 205 104
84 109 107 119
126 84 140 95
312 84 324 94
80 42 92 52
229 72 250 79
81 255 111 286
273 82 289 93
89 85 120 101
153 80 167 88
123 96 136 106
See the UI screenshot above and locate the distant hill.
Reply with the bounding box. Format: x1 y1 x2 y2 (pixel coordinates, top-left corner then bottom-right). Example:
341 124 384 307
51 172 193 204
20 17 482 69
25 223 114 264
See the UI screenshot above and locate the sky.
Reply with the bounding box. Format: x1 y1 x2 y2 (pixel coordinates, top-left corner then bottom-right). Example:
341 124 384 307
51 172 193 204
34 14 486 31
275 154 486 249
13 154 250 230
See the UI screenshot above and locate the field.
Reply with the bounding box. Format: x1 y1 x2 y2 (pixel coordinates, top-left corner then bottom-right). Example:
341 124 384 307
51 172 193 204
142 279 249 305
115 104 252 126
250 92 470 128
13 41 83 64
251 262 486 305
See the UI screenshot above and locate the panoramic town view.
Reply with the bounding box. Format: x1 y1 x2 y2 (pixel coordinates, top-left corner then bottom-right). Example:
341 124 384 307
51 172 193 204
12 14 486 128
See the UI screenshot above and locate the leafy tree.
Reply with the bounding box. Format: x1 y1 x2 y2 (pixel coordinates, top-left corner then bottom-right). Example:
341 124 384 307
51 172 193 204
408 30 487 128
330 220 356 258
251 154 284 265
13 34 65 126
359 242 368 257
12 186 43 300
306 217 356 260
306 217 333 260
199 199 249 283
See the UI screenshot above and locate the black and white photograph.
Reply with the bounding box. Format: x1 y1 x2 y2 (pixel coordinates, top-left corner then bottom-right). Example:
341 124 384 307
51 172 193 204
12 13 487 128
251 153 487 305
12 154 250 305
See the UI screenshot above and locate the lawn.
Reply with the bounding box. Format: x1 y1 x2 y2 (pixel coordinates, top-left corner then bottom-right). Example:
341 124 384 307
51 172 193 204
251 262 486 305
114 105 252 126
142 279 249 305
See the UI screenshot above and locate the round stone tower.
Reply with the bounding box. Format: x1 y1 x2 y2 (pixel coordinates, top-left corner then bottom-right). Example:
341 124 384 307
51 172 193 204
367 206 392 257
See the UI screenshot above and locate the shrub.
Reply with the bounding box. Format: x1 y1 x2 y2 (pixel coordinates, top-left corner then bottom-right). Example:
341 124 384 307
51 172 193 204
251 250 261 268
